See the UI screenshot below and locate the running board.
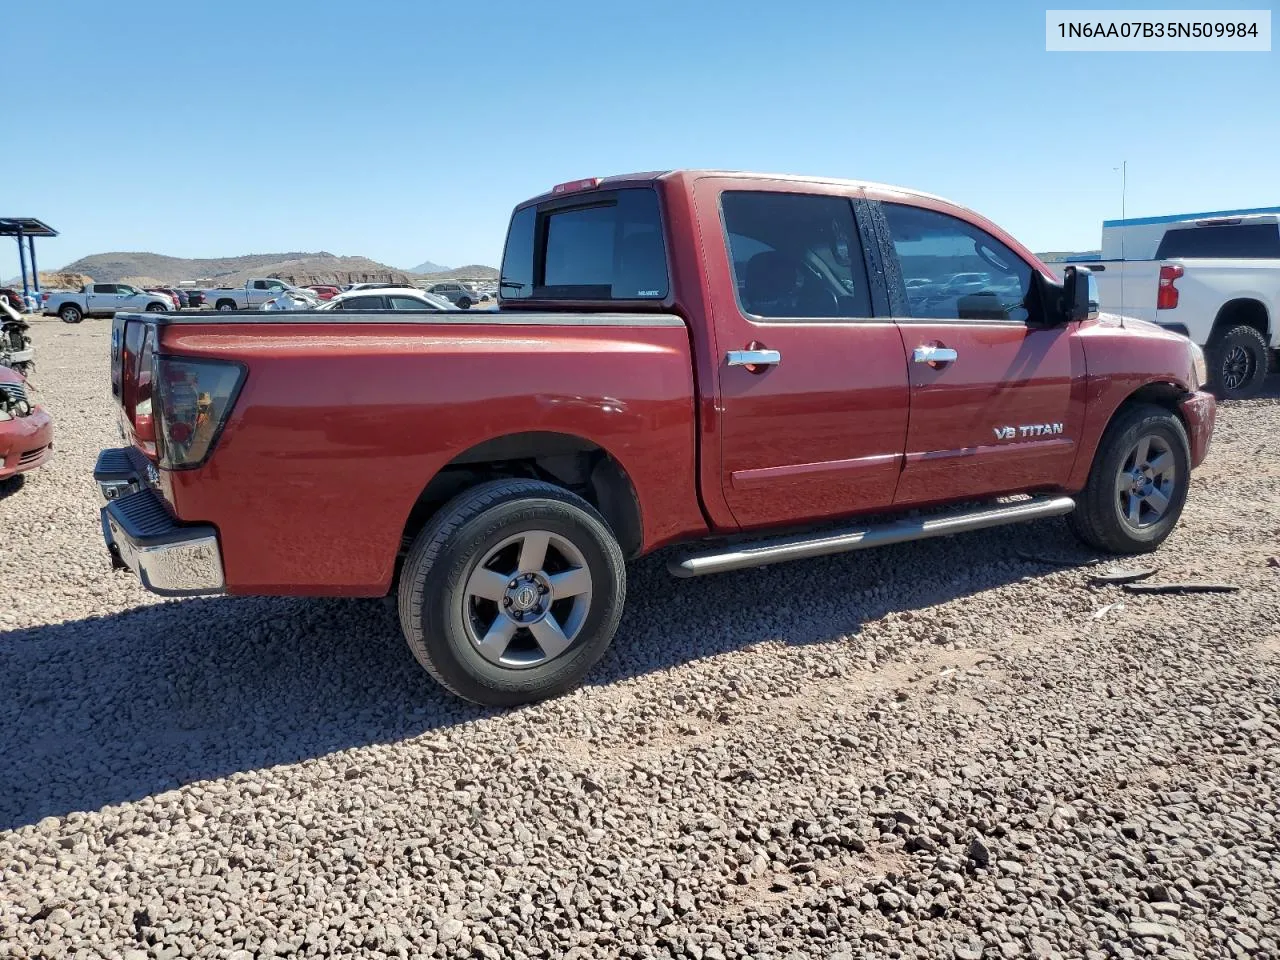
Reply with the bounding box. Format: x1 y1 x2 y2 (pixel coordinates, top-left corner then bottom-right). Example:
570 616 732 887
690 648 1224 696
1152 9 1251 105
668 495 1077 578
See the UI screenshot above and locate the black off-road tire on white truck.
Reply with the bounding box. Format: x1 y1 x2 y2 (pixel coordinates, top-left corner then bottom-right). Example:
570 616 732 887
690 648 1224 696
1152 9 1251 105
1206 324 1269 401
397 478 626 706
216 299 237 312
59 304 83 324
1068 402 1191 555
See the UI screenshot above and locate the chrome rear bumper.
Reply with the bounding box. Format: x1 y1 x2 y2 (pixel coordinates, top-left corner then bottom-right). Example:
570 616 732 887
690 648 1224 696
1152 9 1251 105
95 447 224 597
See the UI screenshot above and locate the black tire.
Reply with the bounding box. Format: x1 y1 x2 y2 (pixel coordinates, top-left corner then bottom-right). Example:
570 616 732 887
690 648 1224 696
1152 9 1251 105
216 300 237 312
146 302 168 313
1207 324 1269 400
457 297 471 310
59 304 83 324
1068 402 1191 554
397 478 626 706
10 361 33 378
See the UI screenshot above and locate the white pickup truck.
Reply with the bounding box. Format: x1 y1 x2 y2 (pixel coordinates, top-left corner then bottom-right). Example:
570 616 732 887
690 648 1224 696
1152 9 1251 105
43 283 173 324
1081 207 1280 399
202 278 309 312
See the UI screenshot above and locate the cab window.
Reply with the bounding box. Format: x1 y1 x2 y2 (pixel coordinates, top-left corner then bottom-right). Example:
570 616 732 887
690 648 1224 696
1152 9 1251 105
720 191 870 320
882 203 1032 322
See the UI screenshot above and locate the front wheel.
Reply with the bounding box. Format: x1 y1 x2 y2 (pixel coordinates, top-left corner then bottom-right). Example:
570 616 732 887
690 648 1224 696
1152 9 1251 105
456 297 471 310
59 304 83 324
1207 325 1269 401
397 479 626 706
1068 402 1191 554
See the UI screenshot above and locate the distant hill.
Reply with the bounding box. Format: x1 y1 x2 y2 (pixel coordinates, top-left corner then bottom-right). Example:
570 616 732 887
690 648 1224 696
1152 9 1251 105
419 264 499 280
1037 250 1101 263
409 259 450 274
51 251 414 287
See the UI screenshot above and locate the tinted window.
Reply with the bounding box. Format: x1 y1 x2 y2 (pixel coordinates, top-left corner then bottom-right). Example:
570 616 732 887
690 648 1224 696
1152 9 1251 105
341 295 386 310
502 188 668 301
882 203 1032 322
93 284 116 293
1155 223 1280 259
720 192 870 319
389 296 431 310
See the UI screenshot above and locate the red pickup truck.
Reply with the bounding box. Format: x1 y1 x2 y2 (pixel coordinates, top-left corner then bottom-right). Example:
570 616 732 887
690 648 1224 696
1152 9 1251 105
95 171 1216 705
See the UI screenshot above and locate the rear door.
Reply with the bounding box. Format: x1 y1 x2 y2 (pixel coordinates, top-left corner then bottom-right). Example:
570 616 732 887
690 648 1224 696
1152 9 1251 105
694 178 911 530
88 283 117 313
870 198 1085 505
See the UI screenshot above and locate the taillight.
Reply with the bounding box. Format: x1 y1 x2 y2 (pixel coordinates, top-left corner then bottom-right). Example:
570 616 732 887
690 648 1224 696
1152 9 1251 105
153 354 246 469
1157 264 1183 310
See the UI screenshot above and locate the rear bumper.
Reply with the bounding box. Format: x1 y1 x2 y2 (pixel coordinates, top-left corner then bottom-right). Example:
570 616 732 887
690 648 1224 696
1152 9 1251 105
95 447 225 597
0 407 54 479
1180 389 1216 468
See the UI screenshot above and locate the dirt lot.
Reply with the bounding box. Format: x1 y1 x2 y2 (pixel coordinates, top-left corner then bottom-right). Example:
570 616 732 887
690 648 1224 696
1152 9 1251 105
2 319 1278 959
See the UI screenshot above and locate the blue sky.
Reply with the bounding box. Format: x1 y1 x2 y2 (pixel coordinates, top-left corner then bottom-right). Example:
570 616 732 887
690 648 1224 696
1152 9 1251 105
5 0 1275 273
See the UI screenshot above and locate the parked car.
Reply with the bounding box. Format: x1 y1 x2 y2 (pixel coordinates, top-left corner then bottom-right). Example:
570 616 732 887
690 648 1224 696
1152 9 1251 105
426 281 481 309
0 288 25 311
1083 209 1280 399
305 284 341 300
184 289 206 308
44 283 172 323
161 287 190 308
145 288 181 309
1 365 53 482
318 288 455 311
201 278 307 311
95 170 1214 706
259 288 323 310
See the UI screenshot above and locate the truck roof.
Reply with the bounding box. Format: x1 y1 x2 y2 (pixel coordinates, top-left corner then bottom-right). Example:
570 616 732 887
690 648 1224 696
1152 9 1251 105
523 169 955 208
1103 205 1280 228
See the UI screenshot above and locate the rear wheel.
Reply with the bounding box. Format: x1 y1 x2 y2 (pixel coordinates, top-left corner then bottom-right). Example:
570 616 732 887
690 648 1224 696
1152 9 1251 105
216 300 237 312
457 296 471 310
1068 403 1190 554
146 302 167 313
1207 324 1269 400
59 304 83 324
397 479 626 706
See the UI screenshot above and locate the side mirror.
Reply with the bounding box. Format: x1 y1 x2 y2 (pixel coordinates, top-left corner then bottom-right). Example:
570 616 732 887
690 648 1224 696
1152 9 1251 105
1063 265 1099 323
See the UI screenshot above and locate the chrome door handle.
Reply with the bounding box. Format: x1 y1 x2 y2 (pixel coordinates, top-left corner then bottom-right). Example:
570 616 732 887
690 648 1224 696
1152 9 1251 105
726 349 781 367
913 345 958 364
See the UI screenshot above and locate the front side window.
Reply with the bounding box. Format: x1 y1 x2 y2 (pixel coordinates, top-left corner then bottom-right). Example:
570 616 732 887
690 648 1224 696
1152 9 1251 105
341 295 386 310
720 191 870 319
389 295 431 310
500 187 669 301
118 286 139 297
882 203 1032 322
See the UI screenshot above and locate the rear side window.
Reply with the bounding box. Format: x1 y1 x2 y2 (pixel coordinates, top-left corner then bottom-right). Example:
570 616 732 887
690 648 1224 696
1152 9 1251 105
93 284 116 294
720 191 871 319
500 187 668 301
1155 223 1280 259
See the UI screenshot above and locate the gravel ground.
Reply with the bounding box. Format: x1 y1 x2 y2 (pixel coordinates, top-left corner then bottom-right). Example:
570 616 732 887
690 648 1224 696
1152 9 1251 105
2 319 1278 960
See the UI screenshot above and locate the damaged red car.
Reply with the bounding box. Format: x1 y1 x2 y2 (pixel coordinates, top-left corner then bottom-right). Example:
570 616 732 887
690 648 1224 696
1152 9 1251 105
0 368 53 482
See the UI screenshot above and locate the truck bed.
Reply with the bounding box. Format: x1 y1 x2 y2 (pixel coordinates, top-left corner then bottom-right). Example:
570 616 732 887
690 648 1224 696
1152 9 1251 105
115 309 708 595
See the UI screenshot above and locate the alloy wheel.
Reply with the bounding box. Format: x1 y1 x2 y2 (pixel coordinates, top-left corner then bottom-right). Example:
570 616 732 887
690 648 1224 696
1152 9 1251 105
462 530 593 668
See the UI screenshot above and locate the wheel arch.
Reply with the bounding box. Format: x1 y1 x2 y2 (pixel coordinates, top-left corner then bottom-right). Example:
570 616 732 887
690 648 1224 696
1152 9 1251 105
1210 297 1270 342
399 430 644 561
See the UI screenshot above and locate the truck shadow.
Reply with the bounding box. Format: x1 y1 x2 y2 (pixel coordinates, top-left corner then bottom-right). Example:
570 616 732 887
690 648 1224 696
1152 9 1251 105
0 518 1095 831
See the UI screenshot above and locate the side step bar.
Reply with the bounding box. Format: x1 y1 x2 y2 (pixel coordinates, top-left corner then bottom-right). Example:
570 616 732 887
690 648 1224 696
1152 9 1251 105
668 495 1076 578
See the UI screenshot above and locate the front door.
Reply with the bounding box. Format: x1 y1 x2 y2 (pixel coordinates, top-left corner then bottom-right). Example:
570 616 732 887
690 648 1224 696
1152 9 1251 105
871 200 1086 505
696 179 911 531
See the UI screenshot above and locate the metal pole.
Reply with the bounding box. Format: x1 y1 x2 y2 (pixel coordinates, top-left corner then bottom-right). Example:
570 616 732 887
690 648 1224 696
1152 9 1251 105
1121 160 1127 221
28 235 40 295
16 227 29 301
